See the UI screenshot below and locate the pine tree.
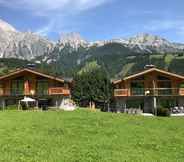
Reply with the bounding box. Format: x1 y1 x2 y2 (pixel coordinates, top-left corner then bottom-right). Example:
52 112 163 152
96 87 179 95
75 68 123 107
72 61 112 109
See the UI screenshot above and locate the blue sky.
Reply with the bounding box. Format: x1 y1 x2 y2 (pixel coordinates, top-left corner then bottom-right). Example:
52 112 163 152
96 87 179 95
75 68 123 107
0 0 184 42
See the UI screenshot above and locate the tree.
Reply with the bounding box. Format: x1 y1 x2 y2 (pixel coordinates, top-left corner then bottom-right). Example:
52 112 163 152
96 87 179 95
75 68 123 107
72 61 112 109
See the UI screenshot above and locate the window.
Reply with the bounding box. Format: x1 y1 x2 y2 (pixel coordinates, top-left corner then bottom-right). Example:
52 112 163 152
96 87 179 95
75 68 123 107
157 80 172 95
157 75 170 81
11 80 24 96
131 82 144 95
179 83 184 88
50 81 64 87
36 80 48 95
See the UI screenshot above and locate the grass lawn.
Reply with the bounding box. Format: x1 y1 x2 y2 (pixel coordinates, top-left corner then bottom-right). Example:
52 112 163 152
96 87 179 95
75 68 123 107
0 109 184 162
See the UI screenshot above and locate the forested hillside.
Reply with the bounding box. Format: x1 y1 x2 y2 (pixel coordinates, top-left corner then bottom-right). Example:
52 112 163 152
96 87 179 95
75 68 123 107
1 50 184 79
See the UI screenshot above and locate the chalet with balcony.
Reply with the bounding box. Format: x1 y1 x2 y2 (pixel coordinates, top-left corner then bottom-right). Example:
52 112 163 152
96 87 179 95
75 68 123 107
113 67 184 113
0 68 72 108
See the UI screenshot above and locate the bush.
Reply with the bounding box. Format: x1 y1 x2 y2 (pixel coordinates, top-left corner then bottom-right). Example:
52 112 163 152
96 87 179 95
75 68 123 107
6 105 18 110
157 107 170 117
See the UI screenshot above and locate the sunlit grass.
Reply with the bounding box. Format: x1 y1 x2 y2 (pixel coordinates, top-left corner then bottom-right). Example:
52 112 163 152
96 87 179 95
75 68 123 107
0 109 183 162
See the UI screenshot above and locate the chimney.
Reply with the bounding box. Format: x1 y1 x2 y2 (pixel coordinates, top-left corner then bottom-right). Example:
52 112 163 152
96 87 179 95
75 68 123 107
26 63 36 69
144 64 156 69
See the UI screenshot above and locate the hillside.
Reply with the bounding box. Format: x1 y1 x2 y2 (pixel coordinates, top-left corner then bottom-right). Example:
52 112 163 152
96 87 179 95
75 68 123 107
37 42 184 78
0 58 54 76
1 47 184 79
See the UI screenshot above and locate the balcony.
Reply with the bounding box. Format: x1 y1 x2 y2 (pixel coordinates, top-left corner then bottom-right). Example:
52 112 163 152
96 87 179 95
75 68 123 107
114 88 184 97
48 87 70 96
0 87 70 97
114 89 128 96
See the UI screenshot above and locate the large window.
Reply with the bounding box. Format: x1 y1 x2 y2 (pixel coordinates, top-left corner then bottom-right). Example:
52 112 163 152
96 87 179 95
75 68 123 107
157 77 172 95
36 80 48 95
11 80 24 96
131 82 144 95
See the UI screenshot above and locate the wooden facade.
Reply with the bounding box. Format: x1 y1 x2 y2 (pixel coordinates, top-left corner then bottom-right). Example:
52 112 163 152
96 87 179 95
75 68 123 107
0 68 71 97
113 68 184 97
113 68 184 113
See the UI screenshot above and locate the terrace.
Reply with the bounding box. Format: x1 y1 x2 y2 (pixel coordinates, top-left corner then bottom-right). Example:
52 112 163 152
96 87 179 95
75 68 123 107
0 87 70 97
114 88 184 97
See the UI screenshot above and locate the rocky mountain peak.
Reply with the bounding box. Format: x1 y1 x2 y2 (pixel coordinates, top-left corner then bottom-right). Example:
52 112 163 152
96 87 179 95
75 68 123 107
0 19 53 60
59 32 88 49
127 33 171 46
0 18 184 62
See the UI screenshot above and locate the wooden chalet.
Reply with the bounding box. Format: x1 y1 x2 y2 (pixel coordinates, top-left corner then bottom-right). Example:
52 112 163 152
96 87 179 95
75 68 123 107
113 67 184 113
0 68 71 109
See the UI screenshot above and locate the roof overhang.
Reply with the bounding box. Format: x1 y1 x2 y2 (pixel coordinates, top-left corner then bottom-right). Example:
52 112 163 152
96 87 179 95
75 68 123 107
113 68 184 84
0 68 68 83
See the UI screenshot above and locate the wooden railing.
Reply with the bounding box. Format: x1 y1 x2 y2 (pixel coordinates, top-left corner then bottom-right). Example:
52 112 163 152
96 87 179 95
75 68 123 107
114 88 184 97
0 87 70 96
0 88 24 96
114 89 128 96
48 87 70 96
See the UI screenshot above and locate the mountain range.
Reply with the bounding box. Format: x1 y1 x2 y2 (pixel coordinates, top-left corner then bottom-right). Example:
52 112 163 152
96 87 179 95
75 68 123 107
0 19 184 78
0 19 53 60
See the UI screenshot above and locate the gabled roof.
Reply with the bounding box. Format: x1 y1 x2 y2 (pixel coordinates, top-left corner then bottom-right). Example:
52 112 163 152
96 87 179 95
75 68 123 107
0 68 68 83
113 68 184 84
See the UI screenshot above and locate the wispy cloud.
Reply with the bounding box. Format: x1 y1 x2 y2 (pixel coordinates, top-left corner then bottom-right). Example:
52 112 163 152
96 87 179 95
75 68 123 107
0 0 111 14
0 0 113 38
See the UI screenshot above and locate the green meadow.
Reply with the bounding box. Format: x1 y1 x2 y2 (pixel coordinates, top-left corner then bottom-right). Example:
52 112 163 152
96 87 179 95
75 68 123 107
0 109 184 162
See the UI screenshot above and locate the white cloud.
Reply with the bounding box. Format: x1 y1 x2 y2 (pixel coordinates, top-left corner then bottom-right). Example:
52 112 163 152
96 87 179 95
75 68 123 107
0 0 113 38
0 0 110 14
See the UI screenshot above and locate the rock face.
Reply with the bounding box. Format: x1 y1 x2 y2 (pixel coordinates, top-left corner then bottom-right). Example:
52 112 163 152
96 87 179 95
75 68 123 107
102 33 184 53
0 19 53 60
56 32 184 54
59 32 88 49
121 33 184 53
0 19 184 61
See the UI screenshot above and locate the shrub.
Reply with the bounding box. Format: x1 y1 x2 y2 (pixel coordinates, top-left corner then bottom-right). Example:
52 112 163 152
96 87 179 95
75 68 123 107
157 107 170 117
6 105 18 110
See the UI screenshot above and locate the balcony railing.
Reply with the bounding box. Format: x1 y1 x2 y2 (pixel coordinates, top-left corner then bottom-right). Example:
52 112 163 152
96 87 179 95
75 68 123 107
114 88 184 97
114 89 128 96
0 87 70 97
48 87 70 96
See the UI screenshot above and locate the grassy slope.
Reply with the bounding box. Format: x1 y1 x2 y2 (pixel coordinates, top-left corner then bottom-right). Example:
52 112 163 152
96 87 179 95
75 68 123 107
118 63 135 77
164 54 175 69
0 110 184 162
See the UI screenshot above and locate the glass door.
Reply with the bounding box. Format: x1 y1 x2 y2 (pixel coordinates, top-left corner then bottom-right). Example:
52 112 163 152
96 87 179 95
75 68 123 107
131 82 144 96
36 80 48 96
11 80 24 96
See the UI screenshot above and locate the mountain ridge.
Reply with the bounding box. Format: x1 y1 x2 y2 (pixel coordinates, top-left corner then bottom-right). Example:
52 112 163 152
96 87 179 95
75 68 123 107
1 19 184 61
0 19 54 60
1 19 184 78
